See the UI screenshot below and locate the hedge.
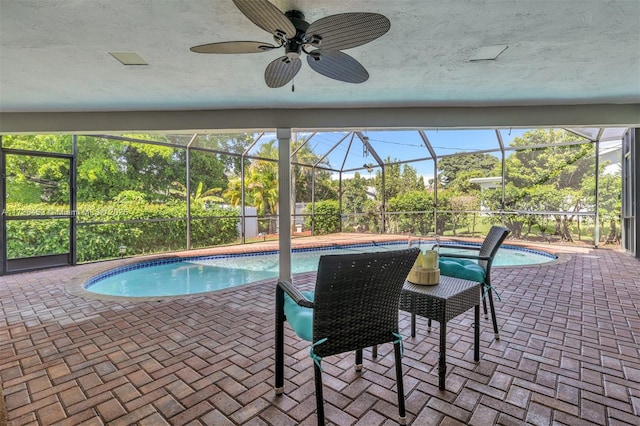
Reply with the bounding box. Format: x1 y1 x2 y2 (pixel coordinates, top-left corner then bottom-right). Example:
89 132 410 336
5 201 239 262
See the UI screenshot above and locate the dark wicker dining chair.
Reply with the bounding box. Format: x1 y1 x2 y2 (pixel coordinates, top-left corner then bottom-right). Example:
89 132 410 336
436 225 510 340
275 248 419 425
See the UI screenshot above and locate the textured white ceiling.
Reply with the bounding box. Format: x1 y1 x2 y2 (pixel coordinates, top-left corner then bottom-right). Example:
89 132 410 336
1 1 635 271
1 0 638 116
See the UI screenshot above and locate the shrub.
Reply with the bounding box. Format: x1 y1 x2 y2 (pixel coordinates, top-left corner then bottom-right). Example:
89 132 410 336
5 201 239 262
387 190 434 234
305 200 340 235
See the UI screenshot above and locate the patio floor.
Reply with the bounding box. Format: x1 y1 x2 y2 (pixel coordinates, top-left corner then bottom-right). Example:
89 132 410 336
1 235 639 425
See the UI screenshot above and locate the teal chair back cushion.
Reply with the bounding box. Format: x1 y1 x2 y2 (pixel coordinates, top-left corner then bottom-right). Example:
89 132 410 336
439 258 486 283
283 290 315 342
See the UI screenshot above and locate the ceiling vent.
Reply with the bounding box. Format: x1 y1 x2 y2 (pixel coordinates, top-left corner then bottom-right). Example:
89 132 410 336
470 45 508 61
109 51 148 65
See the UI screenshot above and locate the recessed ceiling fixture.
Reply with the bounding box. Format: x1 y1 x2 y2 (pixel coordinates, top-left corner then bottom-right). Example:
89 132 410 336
109 51 148 65
189 0 391 88
470 45 508 61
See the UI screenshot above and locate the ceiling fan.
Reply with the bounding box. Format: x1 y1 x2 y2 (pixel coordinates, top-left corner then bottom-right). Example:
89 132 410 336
190 0 391 88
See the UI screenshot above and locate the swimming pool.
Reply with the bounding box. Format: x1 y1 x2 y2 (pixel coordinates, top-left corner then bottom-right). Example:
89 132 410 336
85 242 556 297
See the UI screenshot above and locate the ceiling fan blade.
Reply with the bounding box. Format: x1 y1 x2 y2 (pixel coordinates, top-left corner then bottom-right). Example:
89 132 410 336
307 13 390 51
232 0 296 39
190 41 276 54
307 50 369 83
265 56 301 88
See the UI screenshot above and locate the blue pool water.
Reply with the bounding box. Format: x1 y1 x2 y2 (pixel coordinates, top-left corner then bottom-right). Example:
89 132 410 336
85 242 556 297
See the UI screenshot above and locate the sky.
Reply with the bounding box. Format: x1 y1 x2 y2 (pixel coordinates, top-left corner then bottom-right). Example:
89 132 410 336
296 128 529 180
245 127 622 181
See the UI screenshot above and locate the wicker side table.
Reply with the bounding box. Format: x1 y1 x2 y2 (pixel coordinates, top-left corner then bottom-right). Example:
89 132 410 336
400 276 481 390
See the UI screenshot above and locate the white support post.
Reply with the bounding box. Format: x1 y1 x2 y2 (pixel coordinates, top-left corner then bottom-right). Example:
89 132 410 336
277 128 292 284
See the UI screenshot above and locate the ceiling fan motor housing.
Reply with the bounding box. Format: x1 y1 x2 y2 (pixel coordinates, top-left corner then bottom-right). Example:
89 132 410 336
283 10 310 61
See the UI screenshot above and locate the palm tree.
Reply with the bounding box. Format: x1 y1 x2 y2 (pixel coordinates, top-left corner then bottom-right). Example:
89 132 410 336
169 181 224 205
246 143 280 233
223 177 242 207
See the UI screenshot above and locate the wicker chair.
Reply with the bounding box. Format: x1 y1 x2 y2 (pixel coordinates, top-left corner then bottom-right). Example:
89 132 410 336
436 226 510 340
275 248 419 425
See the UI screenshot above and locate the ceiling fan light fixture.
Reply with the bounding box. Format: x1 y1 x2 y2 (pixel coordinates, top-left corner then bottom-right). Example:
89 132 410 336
308 34 323 47
308 51 322 61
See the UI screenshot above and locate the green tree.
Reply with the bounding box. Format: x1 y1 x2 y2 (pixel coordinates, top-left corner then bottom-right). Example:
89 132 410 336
245 141 279 233
374 159 401 201
387 190 434 234
75 135 182 202
186 133 255 176
446 169 489 194
223 177 243 207
342 172 370 214
504 130 593 241
400 164 424 192
2 135 73 203
445 194 480 236
76 136 132 201
4 132 233 206
291 137 334 233
103 134 186 199
179 149 229 199
76 135 229 203
373 159 423 204
438 153 499 187
435 191 453 235
581 163 622 244
313 172 339 201
292 137 324 203
477 129 595 241
342 172 374 231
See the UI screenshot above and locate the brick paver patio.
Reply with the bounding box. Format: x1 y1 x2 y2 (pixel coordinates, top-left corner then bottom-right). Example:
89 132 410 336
1 237 639 425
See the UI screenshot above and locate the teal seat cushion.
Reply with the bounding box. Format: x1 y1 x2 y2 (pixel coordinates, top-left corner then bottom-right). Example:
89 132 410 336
283 290 315 342
439 258 486 283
